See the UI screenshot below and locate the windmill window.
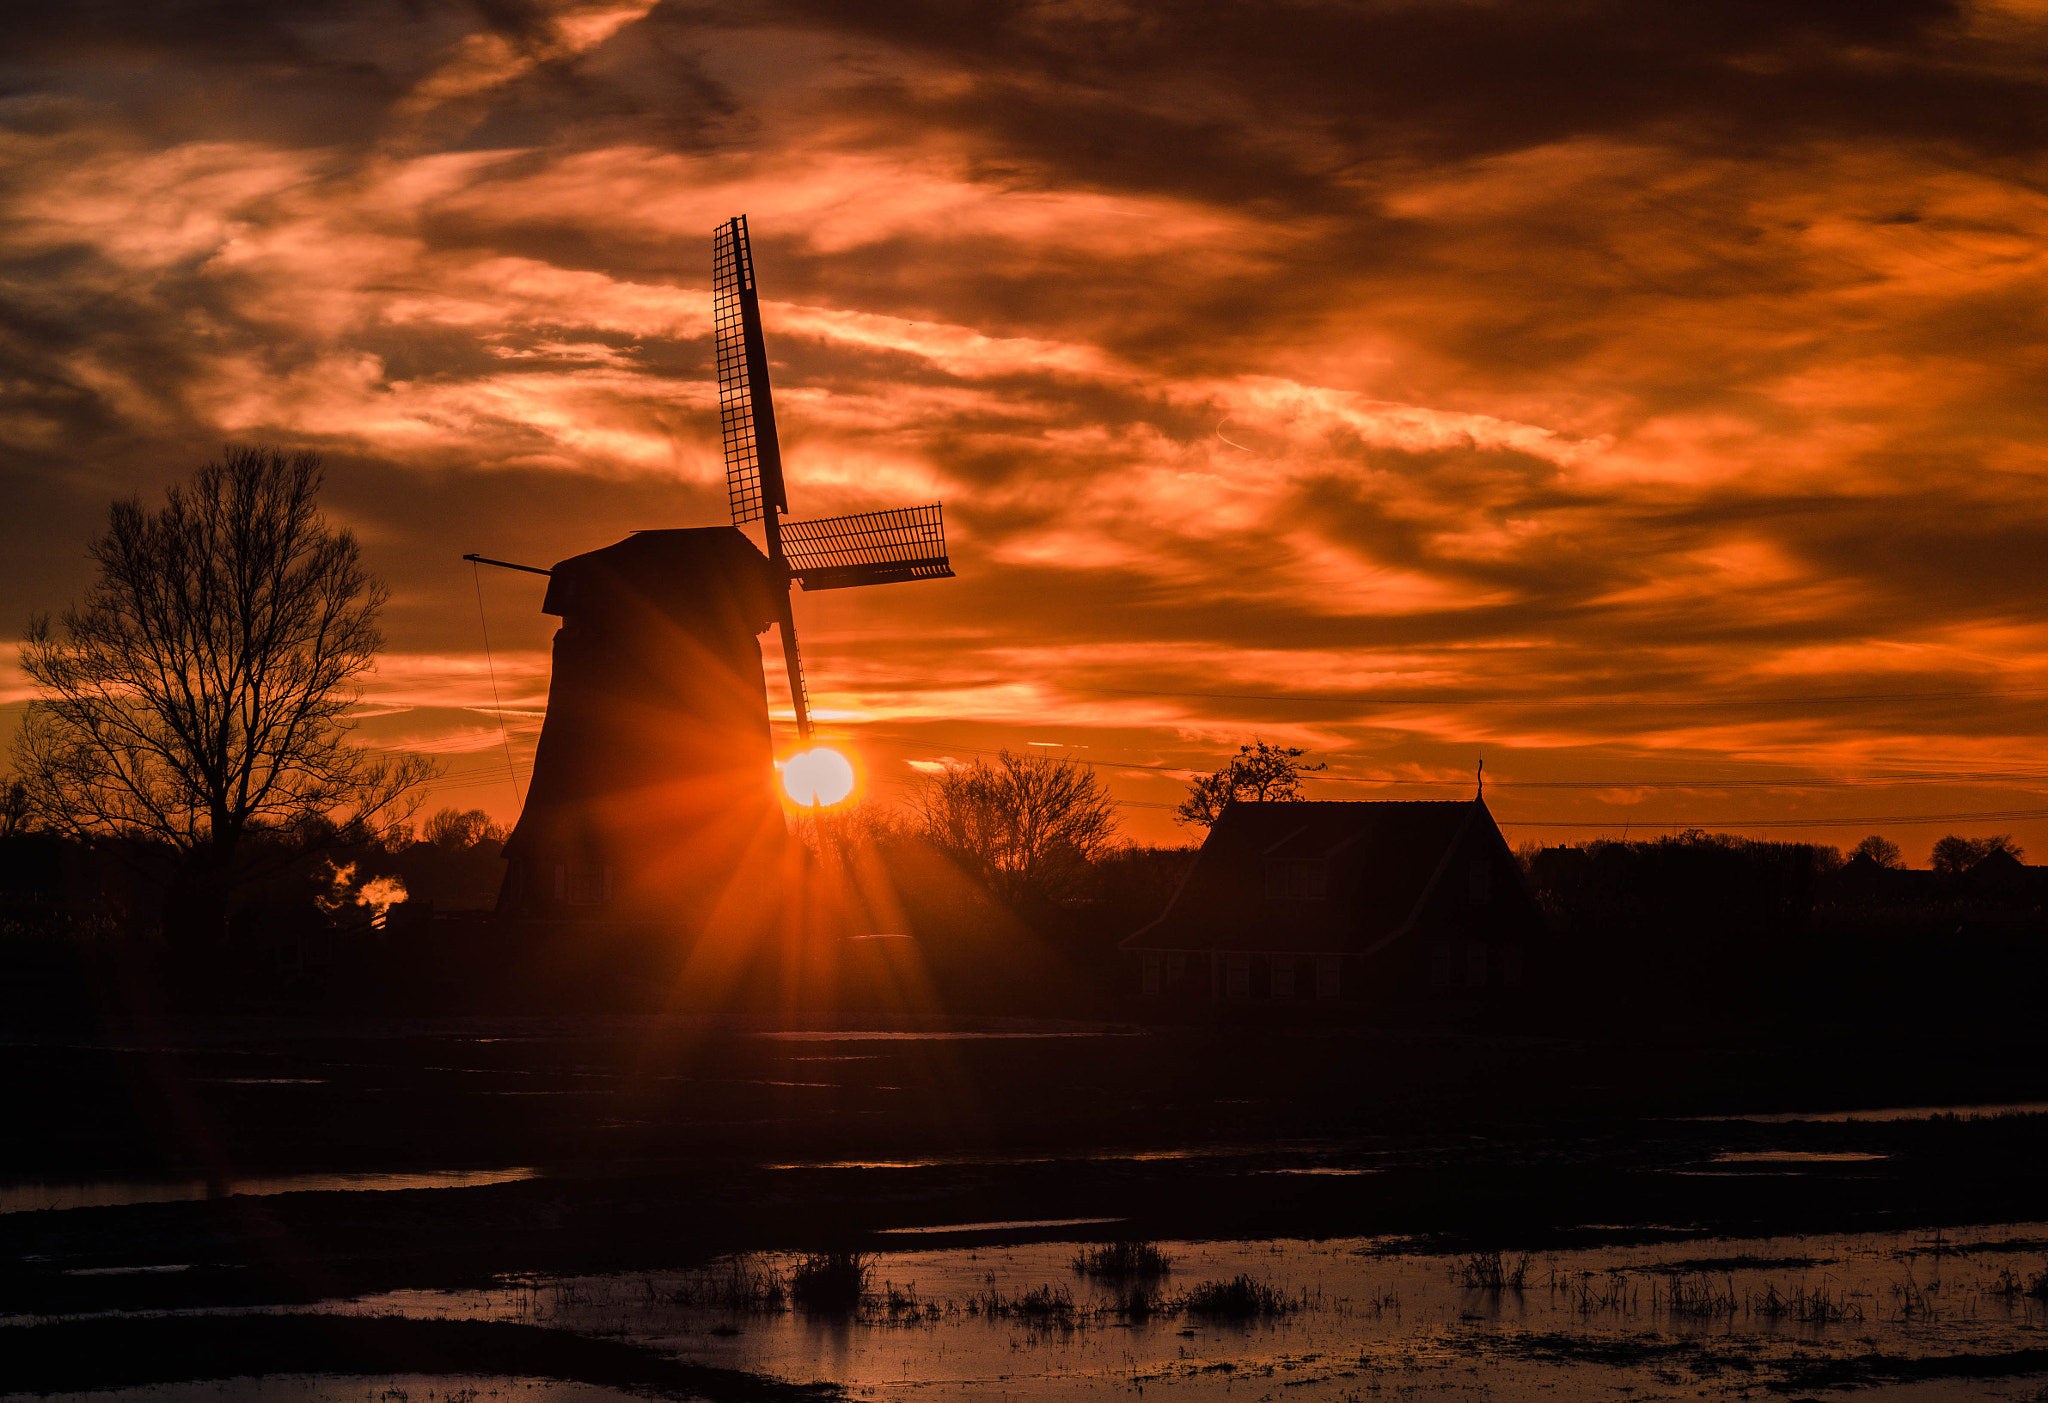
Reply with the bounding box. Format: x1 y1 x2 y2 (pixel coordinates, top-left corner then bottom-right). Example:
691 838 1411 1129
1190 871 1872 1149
1224 955 1251 999
1271 957 1295 1000
1266 860 1328 901
1314 955 1342 1000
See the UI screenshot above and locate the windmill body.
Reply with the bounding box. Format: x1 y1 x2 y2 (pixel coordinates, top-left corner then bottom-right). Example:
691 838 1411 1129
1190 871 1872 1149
487 215 952 931
496 528 786 923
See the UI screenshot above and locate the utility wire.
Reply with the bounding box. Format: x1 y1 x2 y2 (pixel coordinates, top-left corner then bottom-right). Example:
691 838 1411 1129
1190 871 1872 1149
471 560 525 808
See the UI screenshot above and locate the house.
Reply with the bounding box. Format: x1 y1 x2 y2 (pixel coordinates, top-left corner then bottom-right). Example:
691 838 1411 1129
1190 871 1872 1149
1121 798 1543 1008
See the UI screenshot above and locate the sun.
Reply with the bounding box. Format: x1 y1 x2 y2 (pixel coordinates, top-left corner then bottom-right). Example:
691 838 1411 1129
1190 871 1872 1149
780 745 858 807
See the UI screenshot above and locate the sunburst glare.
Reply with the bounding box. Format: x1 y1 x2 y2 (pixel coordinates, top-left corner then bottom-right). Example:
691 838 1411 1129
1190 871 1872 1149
779 745 858 807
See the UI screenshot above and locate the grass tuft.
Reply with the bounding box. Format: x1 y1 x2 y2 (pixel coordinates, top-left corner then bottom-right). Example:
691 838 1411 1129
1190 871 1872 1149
787 1252 871 1312
1181 1275 1297 1318
1071 1240 1172 1279
666 1256 786 1311
1661 1275 1737 1319
1456 1250 1531 1291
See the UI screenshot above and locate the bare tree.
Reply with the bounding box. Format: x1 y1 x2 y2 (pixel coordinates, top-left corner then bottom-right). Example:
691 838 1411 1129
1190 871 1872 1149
917 749 1119 902
13 446 432 946
1849 834 1903 869
1175 739 1326 829
421 807 508 849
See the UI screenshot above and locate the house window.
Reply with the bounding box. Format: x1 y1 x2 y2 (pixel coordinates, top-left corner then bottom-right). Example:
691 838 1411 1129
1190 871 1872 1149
1429 945 1456 985
1500 946 1525 987
1266 860 1328 900
1467 860 1491 906
1141 955 1162 998
553 864 567 901
1224 955 1251 999
1314 954 1342 1000
1271 957 1295 1000
568 864 605 905
1463 941 1488 986
1168 953 1186 982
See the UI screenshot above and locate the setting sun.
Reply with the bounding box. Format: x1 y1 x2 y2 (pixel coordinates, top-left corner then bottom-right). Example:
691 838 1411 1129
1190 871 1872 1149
779 745 857 808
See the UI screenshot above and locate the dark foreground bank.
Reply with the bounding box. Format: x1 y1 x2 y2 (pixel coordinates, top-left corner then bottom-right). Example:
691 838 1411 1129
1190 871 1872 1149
0 1313 841 1398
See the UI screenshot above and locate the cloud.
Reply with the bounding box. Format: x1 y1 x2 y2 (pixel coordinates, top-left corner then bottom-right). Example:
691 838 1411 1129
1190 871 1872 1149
6 0 2048 847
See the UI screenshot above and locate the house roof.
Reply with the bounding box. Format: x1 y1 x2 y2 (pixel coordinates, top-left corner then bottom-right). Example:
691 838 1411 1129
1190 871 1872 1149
1123 799 1491 954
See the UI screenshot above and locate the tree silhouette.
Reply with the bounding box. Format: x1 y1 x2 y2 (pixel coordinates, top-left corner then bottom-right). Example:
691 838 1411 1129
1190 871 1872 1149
13 446 432 947
1175 740 1326 829
0 778 32 839
1849 834 1903 869
917 749 1118 903
1930 833 2022 876
422 807 508 849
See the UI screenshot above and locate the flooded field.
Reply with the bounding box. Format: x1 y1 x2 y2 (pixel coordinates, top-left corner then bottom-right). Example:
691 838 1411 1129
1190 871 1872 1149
23 1224 2021 1402
7 1018 2046 1400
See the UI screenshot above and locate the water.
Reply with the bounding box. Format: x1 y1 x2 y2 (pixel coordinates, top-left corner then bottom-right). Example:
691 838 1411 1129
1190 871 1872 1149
322 1225 2048 1400
751 1030 1138 1042
875 1218 1125 1236
1685 1100 2048 1123
2 1377 642 1403
0 1167 539 1215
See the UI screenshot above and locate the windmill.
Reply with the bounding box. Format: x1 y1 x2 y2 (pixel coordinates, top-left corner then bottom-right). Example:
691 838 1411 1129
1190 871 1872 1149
468 216 953 925
712 213 953 740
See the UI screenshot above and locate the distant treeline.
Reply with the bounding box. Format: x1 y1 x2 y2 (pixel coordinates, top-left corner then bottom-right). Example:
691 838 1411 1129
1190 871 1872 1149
1523 830 2048 1028
6 812 2042 1029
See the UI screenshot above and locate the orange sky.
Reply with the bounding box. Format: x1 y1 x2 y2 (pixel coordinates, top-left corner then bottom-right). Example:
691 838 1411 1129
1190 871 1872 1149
7 0 2048 858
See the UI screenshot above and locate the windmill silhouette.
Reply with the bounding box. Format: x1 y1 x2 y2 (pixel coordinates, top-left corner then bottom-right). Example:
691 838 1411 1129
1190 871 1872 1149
712 214 954 739
472 216 952 925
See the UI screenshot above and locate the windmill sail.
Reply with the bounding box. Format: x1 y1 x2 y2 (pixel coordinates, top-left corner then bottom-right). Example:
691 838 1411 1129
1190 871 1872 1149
713 213 957 745
713 215 788 527
714 214 810 736
782 504 955 592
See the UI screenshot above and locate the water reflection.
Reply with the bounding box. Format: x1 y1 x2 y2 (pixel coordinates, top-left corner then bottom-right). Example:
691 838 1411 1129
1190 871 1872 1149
326 1223 2048 1401
1 1167 538 1215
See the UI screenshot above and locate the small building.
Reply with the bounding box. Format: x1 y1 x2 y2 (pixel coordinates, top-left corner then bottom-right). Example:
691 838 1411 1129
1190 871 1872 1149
1121 798 1542 1009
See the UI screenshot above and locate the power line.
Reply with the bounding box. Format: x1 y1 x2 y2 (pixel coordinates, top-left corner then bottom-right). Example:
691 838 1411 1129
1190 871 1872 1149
1077 684 2048 710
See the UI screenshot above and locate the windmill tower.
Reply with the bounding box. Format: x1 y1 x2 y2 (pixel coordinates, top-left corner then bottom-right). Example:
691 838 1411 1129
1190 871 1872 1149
485 215 953 927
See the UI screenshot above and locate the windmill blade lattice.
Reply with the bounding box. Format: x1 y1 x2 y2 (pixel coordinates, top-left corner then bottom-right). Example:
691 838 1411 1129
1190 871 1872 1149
713 215 786 529
783 505 955 592
712 213 956 748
